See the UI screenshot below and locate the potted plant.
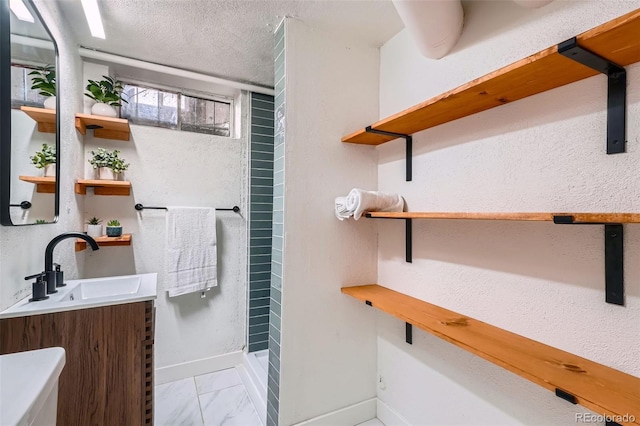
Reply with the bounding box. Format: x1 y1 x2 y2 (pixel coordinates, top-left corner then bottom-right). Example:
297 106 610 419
85 75 128 117
88 148 129 180
106 219 122 237
86 217 103 238
29 65 56 110
30 143 56 177
34 219 47 224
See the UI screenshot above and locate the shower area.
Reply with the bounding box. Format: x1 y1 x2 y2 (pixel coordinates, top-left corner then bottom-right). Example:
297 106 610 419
240 91 275 422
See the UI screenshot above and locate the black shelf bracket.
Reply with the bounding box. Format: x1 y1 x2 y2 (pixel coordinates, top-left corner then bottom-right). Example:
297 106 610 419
406 322 413 344
553 216 624 306
555 388 577 404
606 421 623 426
365 126 412 181
366 214 412 263
558 37 627 154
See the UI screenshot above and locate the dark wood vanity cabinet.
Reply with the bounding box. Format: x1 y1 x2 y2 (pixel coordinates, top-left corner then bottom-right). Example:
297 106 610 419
0 300 154 425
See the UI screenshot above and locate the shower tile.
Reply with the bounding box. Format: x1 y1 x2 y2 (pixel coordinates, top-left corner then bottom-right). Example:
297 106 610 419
154 377 203 426
195 368 243 395
199 384 262 426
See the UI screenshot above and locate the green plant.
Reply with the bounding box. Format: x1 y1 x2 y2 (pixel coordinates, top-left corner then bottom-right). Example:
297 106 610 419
29 65 56 97
85 75 128 107
30 143 56 169
34 219 47 224
88 148 129 172
107 219 121 227
86 217 102 225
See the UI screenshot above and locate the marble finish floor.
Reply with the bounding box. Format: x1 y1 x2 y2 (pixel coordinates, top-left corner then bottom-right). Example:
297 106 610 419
155 367 386 426
155 368 262 426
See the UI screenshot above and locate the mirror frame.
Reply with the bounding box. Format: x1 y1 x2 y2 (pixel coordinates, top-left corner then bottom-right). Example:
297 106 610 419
0 0 60 226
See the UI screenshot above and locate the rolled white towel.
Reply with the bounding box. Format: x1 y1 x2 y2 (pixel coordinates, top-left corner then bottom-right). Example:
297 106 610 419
334 196 352 221
346 188 405 220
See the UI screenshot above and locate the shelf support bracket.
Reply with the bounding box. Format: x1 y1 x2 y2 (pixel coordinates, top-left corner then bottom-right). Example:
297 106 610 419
406 322 413 344
606 422 622 426
365 126 412 181
558 37 626 154
405 218 412 263
553 216 624 305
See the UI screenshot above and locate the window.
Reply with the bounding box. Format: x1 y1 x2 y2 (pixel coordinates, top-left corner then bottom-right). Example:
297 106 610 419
11 64 47 108
121 83 232 137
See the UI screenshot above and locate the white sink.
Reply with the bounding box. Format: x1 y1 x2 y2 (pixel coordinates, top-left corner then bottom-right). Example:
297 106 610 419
0 273 157 319
61 276 142 301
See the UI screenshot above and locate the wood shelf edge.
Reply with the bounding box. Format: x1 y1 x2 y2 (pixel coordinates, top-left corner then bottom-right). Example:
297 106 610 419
75 234 132 252
74 179 132 196
20 106 57 134
365 211 640 224
342 284 640 425
74 113 131 141
18 176 56 194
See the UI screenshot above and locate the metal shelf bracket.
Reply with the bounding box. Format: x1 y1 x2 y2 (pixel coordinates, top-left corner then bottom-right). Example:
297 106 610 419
366 214 412 263
558 37 627 154
406 322 413 344
365 126 412 181
553 216 624 305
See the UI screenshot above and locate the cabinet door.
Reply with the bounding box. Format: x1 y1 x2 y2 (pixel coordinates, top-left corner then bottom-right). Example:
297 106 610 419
0 302 150 425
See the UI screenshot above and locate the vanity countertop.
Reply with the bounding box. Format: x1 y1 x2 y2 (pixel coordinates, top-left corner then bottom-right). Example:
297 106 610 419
0 273 157 319
0 347 66 426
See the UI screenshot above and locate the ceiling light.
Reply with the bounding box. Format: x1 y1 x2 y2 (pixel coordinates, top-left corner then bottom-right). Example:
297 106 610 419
9 0 34 23
81 0 105 39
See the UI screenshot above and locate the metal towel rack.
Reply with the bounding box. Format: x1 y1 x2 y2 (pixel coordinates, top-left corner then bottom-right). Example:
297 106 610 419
134 203 240 213
10 201 32 210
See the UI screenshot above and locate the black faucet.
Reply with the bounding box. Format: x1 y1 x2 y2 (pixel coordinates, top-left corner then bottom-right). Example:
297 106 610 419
43 232 100 293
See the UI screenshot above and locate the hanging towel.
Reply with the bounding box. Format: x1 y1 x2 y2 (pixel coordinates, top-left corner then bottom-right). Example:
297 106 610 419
334 196 352 221
166 207 218 297
346 188 405 220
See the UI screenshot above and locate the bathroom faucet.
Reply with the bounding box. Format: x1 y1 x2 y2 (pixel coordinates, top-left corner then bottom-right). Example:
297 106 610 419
43 232 99 293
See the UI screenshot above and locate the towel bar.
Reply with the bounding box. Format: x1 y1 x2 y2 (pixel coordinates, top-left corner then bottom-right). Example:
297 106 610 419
134 204 240 213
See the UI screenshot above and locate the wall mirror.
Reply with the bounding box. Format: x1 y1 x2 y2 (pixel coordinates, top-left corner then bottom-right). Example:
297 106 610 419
0 0 59 226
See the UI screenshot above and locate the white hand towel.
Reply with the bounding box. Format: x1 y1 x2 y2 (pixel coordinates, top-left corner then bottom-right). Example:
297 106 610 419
166 207 218 297
346 188 405 220
334 196 352 220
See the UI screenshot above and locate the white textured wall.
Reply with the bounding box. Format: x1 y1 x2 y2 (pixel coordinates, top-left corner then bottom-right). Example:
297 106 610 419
377 1 640 425
82 115 249 369
278 19 379 425
0 0 85 310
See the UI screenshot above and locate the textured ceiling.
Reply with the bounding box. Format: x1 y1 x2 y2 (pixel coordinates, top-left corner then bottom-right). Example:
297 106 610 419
56 0 404 88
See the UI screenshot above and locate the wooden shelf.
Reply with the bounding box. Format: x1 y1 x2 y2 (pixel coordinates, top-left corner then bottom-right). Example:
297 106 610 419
18 175 55 193
342 284 640 424
366 211 640 224
75 113 131 141
75 234 132 252
342 9 640 145
75 179 131 196
20 106 56 133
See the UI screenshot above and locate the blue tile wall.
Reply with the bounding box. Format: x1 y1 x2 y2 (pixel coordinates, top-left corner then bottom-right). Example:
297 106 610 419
267 21 285 426
249 91 275 353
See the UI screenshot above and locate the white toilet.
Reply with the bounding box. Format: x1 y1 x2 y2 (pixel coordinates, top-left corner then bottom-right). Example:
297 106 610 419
0 347 66 426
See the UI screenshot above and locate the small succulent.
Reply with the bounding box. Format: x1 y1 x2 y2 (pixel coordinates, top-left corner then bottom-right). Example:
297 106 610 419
86 217 102 225
107 219 121 227
85 75 128 107
30 143 56 169
29 65 56 97
34 219 47 224
88 148 129 173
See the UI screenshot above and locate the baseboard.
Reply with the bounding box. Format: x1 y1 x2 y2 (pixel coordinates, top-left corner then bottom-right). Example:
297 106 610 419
376 398 410 426
294 398 377 426
155 351 244 385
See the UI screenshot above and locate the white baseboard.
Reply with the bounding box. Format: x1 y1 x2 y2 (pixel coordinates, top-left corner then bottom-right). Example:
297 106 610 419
376 399 409 426
155 351 244 385
294 398 377 426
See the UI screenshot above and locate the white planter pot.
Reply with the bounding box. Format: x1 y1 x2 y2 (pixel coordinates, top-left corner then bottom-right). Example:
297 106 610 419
44 164 56 177
97 167 116 180
43 96 56 110
91 103 118 118
86 224 103 238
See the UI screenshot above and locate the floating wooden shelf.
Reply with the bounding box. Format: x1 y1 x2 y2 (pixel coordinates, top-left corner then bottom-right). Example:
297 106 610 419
366 211 640 224
18 176 55 193
20 106 56 133
75 113 131 141
342 9 640 145
75 179 131 196
75 234 132 252
342 284 640 425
